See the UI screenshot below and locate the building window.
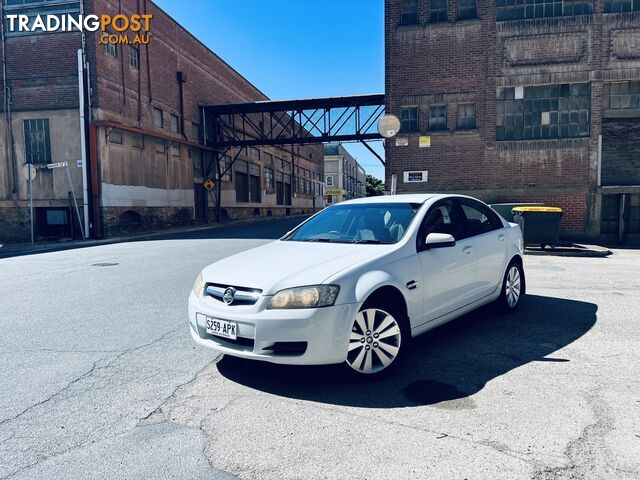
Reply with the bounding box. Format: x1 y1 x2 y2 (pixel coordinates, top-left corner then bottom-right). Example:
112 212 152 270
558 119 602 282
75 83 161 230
457 103 476 129
400 106 419 133
400 0 419 25
235 160 250 203
155 139 166 154
153 108 164 129
430 0 448 22
23 119 51 164
249 163 262 203
109 128 123 144
105 42 117 58
458 0 477 19
265 167 274 190
497 0 593 21
429 105 447 131
170 143 180 157
132 133 144 149
326 175 334 186
496 83 591 141
604 0 640 11
221 156 232 182
191 123 201 143
170 114 180 134
128 46 139 69
608 81 640 109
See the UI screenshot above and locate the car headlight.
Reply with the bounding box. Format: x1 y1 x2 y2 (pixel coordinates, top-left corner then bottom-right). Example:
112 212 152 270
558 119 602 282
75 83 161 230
267 285 340 309
192 272 204 298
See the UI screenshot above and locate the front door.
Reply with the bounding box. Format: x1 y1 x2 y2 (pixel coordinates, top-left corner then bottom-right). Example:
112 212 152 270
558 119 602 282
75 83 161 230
417 199 478 325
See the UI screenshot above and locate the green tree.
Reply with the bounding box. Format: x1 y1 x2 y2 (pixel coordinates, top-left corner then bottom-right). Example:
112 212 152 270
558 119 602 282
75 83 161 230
366 175 385 197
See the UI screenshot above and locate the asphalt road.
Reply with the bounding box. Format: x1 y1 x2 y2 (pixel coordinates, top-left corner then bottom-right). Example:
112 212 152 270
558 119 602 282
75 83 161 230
1 217 639 480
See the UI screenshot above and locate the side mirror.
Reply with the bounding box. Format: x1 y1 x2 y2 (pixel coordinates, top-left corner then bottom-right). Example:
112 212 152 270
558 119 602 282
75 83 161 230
424 233 456 250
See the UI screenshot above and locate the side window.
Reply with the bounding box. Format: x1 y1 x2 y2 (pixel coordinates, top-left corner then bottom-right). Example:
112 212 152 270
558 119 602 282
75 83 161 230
417 200 465 250
459 200 502 237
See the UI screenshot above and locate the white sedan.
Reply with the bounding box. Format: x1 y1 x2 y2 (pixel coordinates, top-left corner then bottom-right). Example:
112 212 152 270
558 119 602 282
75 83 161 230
189 194 525 376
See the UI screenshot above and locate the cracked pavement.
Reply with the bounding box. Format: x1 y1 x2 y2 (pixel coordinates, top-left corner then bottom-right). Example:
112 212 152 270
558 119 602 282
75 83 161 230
1 217 639 479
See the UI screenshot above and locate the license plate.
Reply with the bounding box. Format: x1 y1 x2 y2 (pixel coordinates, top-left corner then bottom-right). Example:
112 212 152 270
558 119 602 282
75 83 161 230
205 316 237 340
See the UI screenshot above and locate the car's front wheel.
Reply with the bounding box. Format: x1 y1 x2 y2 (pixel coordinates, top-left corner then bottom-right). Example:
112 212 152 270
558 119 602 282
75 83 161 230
346 304 407 376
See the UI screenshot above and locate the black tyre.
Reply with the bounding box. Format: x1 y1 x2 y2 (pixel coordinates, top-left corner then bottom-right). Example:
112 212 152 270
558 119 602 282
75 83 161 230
496 260 525 312
344 298 410 377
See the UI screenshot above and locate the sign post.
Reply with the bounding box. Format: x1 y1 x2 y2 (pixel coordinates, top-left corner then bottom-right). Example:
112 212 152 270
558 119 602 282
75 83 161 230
48 161 86 240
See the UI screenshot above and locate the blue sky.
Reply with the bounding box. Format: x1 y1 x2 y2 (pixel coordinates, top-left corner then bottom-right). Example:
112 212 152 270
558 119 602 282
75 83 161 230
154 0 386 180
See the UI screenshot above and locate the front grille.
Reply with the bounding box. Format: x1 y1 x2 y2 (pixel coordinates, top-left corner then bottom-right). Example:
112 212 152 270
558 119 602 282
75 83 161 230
205 283 262 306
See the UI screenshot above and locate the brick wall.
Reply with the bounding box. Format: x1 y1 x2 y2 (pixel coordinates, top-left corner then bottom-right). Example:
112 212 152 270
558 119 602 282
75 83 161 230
385 0 640 237
0 24 82 112
601 118 640 186
88 0 323 166
496 194 587 231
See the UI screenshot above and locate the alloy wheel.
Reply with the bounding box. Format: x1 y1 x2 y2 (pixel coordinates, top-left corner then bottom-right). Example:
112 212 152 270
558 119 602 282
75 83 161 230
347 308 402 374
505 265 522 308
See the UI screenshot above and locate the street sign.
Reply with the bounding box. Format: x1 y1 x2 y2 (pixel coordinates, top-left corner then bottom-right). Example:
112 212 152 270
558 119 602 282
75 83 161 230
203 179 215 191
47 161 68 169
404 171 429 183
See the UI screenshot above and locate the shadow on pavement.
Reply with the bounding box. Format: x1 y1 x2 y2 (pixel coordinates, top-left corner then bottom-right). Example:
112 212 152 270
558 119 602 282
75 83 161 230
217 294 597 408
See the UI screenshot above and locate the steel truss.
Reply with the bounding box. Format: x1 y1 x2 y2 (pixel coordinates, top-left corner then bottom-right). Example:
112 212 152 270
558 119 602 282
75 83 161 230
199 94 385 222
202 94 385 149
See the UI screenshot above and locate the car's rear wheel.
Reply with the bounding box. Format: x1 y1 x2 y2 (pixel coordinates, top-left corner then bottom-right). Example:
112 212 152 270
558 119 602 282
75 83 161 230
346 305 407 376
497 260 525 312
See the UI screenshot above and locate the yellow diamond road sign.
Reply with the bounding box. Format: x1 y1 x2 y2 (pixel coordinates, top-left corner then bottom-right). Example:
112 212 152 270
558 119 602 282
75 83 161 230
203 179 215 191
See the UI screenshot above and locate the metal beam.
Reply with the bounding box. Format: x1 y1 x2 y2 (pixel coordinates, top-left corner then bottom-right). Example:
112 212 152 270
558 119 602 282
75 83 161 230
360 141 385 166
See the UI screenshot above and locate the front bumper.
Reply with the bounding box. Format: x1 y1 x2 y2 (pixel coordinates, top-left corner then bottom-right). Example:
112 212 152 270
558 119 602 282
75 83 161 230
188 292 360 365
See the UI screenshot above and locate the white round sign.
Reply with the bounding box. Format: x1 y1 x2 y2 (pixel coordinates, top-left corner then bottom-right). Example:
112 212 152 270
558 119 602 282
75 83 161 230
377 115 401 138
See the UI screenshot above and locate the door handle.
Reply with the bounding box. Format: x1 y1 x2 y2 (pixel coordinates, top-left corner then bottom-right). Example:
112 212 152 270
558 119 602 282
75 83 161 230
463 246 473 255
499 234 506 242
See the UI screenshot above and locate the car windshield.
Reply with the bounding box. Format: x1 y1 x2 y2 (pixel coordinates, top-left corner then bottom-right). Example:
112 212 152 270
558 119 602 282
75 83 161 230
284 203 422 244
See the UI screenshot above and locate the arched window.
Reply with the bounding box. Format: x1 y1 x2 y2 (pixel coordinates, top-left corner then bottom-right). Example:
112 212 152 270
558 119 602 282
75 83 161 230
326 175 334 186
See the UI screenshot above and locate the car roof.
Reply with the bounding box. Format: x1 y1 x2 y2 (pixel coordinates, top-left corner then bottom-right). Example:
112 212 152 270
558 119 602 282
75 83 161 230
339 193 442 205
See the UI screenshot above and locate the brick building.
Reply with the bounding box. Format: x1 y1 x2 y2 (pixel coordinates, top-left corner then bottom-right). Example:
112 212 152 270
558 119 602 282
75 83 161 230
385 0 640 243
0 0 324 243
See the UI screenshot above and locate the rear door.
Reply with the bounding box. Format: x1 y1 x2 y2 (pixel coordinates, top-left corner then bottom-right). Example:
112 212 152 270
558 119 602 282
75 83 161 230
417 199 478 325
457 198 507 300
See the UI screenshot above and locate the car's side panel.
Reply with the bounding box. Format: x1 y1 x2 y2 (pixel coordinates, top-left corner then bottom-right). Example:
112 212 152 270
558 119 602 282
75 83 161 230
411 286 502 338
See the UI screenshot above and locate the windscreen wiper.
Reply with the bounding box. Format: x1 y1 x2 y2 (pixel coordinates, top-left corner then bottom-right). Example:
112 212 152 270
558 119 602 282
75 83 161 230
301 237 334 243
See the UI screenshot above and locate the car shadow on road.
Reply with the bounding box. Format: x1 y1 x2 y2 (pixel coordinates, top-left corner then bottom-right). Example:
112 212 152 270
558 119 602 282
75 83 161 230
216 294 597 408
